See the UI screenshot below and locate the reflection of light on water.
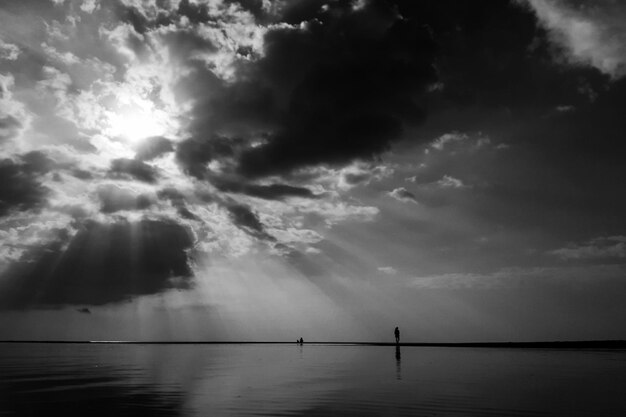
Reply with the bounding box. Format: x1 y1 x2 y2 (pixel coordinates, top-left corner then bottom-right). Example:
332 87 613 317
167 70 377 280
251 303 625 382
395 345 402 380
2 344 626 416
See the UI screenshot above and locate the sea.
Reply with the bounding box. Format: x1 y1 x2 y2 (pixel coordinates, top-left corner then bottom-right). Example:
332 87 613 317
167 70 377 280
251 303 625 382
1 343 625 416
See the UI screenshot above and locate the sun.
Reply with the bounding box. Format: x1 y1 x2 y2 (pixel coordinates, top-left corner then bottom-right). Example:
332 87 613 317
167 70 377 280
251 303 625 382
104 94 173 144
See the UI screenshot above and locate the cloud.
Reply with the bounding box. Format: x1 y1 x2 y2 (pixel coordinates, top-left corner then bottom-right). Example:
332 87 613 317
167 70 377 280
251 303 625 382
550 236 626 260
109 158 158 183
388 187 418 204
431 132 468 151
295 200 379 226
0 115 21 143
214 179 317 200
237 14 437 177
2 0 624 293
0 218 195 309
428 132 495 156
167 1 439 180
80 0 98 14
133 136 174 161
521 0 626 79
378 266 397 275
337 162 394 190
410 265 626 290
270 227 322 247
555 104 575 113
72 169 94 180
436 175 465 188
0 39 20 61
97 184 154 213
0 153 55 216
175 135 243 179
227 203 275 241
156 188 201 220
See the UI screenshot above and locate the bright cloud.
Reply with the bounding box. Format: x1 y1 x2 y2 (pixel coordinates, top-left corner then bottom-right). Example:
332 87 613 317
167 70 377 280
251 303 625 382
388 187 418 204
522 0 626 78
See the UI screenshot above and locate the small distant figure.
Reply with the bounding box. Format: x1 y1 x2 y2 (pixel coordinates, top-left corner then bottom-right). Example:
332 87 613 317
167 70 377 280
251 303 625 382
299 337 304 345
394 326 400 344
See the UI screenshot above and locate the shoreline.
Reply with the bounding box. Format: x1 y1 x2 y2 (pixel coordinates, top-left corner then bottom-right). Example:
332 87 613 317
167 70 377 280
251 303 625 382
1 340 625 349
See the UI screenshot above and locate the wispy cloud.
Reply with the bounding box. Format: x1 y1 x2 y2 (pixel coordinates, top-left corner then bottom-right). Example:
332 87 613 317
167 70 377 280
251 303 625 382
550 236 626 260
378 266 397 275
430 132 468 151
388 187 418 204
410 265 626 289
435 175 466 189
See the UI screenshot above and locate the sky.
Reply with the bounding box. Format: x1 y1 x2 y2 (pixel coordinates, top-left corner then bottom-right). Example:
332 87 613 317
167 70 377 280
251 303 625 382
0 0 625 342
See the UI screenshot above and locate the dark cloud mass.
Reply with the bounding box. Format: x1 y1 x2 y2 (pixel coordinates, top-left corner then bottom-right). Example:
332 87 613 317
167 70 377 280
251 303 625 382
169 0 438 180
175 135 243 179
168 0 615 183
157 188 200 220
0 152 54 216
214 179 317 200
227 203 275 241
134 136 174 161
109 158 158 183
0 115 21 143
0 219 195 309
238 13 437 177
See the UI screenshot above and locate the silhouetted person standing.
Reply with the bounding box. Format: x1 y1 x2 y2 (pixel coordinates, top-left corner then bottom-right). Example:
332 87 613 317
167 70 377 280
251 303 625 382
299 337 303 345
394 326 400 344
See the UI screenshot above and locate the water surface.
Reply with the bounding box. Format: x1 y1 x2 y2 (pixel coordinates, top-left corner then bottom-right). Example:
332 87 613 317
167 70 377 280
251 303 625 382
1 343 625 416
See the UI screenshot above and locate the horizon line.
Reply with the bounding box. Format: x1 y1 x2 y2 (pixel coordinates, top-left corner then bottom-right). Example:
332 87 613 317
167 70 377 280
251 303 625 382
1 339 625 348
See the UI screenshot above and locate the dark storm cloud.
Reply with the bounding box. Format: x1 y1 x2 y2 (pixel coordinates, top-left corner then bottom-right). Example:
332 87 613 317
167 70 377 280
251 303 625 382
388 0 609 133
0 152 54 216
394 1 541 93
169 0 602 181
213 178 317 200
134 136 174 161
109 158 158 183
169 0 438 180
383 1 626 236
175 135 243 179
0 218 195 309
237 5 437 177
227 203 274 241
